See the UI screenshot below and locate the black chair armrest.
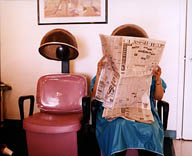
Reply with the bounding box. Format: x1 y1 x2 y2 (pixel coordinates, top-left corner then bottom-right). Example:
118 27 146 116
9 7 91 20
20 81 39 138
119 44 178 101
82 96 91 125
18 95 35 121
91 99 100 130
157 100 169 131
79 98 101 156
90 99 170 131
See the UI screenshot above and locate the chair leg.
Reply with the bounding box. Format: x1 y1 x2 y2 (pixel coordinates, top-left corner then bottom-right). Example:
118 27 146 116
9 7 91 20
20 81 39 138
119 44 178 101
115 150 127 156
138 149 157 156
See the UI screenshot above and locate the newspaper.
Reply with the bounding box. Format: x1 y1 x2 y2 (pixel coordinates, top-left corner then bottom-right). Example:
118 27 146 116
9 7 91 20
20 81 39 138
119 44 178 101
93 34 166 123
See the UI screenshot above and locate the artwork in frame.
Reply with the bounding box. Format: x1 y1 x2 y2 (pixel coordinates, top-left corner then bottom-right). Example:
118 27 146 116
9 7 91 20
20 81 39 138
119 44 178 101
37 0 108 25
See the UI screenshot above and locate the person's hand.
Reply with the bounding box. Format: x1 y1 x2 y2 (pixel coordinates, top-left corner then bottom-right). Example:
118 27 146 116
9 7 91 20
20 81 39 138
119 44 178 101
97 56 108 73
152 65 161 82
153 65 164 100
98 56 107 67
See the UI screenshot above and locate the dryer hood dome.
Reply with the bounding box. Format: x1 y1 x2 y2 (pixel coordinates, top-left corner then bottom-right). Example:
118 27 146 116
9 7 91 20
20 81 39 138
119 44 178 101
39 28 79 61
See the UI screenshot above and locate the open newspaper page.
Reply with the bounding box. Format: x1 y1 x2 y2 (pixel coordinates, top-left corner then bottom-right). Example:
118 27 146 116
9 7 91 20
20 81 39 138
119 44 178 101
93 34 166 123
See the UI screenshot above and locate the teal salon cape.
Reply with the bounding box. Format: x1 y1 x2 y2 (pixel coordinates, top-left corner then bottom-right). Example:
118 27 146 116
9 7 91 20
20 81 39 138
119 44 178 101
91 76 167 156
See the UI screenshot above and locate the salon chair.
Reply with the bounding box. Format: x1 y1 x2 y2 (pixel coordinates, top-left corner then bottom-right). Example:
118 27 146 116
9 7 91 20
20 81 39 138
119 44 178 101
90 99 169 130
18 28 91 156
82 99 170 156
19 74 89 156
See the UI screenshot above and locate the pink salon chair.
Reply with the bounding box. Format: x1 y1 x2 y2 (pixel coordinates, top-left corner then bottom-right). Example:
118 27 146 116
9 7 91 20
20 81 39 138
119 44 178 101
19 74 88 156
18 29 90 156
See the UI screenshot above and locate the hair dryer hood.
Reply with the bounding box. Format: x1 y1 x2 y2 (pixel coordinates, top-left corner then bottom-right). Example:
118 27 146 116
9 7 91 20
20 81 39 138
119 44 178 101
111 24 148 38
39 28 79 61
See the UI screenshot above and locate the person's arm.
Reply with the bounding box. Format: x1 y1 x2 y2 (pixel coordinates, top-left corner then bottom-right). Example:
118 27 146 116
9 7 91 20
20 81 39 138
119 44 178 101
92 56 107 96
153 66 164 100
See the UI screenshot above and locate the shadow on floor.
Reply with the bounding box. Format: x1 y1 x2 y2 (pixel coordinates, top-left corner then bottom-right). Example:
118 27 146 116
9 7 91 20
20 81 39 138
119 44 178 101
0 120 28 156
164 137 176 156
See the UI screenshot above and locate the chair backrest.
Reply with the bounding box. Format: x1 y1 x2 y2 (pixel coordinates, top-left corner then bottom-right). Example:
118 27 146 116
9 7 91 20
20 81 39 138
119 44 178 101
36 74 87 113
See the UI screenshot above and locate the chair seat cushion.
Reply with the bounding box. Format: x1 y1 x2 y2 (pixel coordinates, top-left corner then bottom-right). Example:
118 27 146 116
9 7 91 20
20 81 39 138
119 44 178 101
23 112 82 134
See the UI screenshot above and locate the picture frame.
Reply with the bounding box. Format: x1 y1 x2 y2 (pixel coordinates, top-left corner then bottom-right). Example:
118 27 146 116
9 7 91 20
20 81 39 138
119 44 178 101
37 0 108 25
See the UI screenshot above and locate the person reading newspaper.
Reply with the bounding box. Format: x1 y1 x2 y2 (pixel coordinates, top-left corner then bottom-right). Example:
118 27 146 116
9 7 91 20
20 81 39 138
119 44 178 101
91 24 167 156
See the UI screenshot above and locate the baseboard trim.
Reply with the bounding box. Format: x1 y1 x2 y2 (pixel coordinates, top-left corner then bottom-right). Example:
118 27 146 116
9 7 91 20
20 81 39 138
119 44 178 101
164 130 176 139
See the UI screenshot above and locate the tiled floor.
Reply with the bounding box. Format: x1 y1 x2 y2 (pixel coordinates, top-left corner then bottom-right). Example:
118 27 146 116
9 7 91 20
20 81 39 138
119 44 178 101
173 139 192 156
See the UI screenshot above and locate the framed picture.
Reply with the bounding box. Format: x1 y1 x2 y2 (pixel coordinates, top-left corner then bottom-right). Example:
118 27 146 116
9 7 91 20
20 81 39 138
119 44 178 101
37 0 108 25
